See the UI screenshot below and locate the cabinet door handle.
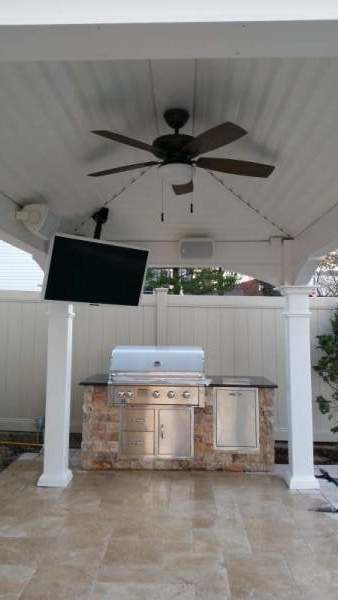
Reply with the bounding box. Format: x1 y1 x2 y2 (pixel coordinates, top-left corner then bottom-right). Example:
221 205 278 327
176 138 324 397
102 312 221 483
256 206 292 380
160 424 164 439
228 392 238 397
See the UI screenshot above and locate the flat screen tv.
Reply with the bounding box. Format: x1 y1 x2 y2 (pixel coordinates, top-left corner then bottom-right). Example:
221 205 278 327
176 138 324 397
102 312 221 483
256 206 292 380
42 234 148 306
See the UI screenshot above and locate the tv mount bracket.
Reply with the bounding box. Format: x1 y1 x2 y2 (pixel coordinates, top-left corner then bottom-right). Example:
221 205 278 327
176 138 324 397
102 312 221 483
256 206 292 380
92 207 109 240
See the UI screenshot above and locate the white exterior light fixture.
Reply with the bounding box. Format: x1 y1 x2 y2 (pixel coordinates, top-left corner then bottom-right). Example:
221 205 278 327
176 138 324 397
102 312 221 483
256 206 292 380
158 163 193 185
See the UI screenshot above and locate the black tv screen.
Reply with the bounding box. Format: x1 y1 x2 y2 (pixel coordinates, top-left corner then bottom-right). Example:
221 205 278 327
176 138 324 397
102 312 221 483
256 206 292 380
43 234 148 306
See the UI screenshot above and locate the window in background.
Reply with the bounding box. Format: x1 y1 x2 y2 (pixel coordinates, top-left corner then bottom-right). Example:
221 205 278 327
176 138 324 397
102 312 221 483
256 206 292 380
0 240 43 291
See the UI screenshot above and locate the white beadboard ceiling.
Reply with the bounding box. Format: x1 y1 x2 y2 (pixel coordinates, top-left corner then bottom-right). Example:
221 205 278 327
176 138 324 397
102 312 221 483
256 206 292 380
0 58 338 242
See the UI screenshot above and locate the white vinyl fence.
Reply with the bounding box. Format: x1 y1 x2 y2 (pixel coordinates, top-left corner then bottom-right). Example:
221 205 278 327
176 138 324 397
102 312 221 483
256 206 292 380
0 290 336 441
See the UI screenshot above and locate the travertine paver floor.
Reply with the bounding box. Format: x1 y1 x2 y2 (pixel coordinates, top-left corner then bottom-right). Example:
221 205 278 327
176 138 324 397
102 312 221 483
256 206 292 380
1 456 338 599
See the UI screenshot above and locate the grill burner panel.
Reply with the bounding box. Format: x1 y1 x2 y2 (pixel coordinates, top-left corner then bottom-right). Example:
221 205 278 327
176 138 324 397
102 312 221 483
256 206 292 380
110 385 203 406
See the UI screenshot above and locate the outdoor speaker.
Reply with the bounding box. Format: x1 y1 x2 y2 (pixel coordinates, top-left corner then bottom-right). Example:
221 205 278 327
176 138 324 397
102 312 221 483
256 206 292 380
16 204 60 240
179 238 214 259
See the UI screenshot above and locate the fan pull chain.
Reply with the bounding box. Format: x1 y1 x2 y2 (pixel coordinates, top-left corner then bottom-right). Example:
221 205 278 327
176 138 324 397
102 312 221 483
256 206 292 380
161 181 165 222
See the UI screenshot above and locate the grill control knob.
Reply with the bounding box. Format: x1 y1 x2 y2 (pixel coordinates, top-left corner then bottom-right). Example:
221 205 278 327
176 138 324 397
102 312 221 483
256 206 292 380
167 390 175 399
153 390 161 399
117 391 125 400
126 391 133 399
182 391 191 399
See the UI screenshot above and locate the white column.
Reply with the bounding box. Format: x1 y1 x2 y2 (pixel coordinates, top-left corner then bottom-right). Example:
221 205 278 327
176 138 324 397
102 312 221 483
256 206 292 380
281 286 319 490
155 287 168 345
38 302 75 488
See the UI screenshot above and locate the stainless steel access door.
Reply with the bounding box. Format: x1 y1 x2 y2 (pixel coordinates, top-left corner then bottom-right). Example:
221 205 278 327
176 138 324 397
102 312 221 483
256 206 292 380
214 388 259 451
158 407 193 458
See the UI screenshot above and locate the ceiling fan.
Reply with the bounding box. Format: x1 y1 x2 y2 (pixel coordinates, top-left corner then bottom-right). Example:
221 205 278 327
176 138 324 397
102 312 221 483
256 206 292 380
87 108 275 195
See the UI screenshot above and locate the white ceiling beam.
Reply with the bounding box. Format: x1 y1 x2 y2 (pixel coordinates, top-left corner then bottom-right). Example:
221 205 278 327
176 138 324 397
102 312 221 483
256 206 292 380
0 17 338 61
130 238 284 285
291 203 338 284
1 1 338 26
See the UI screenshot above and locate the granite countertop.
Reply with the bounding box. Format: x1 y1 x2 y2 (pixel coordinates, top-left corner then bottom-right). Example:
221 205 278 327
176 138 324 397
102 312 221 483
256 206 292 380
80 374 277 389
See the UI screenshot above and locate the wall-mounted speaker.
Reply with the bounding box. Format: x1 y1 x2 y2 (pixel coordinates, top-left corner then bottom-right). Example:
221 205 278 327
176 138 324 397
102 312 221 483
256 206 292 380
16 204 60 240
179 238 214 259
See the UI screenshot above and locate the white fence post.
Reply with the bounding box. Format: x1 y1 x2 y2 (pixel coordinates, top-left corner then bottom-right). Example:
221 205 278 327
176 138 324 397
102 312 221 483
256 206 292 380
155 287 168 345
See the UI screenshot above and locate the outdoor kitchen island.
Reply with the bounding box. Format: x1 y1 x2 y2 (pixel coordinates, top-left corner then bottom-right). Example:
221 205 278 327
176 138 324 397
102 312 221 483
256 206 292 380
80 347 276 472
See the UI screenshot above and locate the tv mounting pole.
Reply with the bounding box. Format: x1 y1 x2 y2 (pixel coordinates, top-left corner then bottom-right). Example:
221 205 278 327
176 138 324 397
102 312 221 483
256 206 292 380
92 207 109 239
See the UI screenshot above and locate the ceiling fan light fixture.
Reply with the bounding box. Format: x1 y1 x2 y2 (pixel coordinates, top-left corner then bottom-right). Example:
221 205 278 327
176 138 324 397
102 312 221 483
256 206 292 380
158 163 193 185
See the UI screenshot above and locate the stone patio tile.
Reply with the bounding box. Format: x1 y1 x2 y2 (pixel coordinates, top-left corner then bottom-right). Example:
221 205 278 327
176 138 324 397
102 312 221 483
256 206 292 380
243 517 313 555
40 533 108 577
226 555 300 599
90 582 196 600
0 564 35 596
301 532 338 554
103 537 164 568
19 564 94 600
0 537 50 568
163 552 228 585
0 515 64 539
110 515 193 542
286 552 338 589
195 581 231 600
60 511 114 541
237 497 294 521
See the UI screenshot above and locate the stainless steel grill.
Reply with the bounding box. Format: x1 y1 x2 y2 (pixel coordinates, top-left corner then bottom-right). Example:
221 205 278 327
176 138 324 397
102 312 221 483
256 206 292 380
109 345 209 406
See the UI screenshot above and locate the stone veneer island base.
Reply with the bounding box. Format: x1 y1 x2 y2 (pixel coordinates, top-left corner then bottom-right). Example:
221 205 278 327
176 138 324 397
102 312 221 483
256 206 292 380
81 377 275 472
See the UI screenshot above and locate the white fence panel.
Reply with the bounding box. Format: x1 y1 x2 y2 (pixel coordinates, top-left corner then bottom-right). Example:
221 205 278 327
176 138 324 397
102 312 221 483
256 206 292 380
0 291 336 440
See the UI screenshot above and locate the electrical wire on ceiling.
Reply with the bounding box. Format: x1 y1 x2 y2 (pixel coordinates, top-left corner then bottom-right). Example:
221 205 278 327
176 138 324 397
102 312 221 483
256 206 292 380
161 180 165 223
73 166 154 234
206 170 293 239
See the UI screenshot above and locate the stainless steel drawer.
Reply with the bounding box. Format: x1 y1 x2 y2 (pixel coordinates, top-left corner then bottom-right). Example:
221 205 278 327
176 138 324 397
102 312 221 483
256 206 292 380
120 431 154 456
122 408 154 432
214 388 259 451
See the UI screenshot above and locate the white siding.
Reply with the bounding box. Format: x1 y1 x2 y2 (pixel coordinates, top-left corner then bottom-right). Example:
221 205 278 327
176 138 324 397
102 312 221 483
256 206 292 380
0 291 336 441
0 241 43 291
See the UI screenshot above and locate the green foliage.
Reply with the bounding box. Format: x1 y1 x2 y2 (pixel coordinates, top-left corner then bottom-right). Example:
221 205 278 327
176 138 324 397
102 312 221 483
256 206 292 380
314 308 338 433
144 268 238 296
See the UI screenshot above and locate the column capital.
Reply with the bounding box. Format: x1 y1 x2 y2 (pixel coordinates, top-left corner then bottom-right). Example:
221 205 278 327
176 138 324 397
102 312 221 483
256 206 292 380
154 287 169 295
281 286 314 318
280 285 315 297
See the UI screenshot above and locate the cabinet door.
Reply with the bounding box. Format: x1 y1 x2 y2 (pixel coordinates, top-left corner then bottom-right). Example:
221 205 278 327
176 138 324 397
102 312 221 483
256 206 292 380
215 389 258 450
158 408 192 457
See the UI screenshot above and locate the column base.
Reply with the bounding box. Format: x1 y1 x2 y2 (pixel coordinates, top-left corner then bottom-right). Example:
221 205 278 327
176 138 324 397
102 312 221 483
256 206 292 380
37 468 73 488
285 468 320 491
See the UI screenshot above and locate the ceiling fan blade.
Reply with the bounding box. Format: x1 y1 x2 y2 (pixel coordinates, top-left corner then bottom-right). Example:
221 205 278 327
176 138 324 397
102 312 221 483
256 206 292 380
91 130 155 154
87 161 159 177
183 122 247 158
196 157 275 178
172 180 194 195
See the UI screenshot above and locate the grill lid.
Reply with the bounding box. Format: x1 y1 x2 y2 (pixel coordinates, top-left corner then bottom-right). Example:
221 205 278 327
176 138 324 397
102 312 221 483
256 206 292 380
110 345 205 380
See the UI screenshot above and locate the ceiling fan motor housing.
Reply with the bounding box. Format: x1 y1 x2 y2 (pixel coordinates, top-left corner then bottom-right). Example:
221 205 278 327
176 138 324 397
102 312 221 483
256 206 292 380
152 133 194 161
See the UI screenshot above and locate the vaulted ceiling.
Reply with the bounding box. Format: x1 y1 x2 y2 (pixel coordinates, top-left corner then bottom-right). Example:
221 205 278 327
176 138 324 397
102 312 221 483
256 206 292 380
0 58 338 243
